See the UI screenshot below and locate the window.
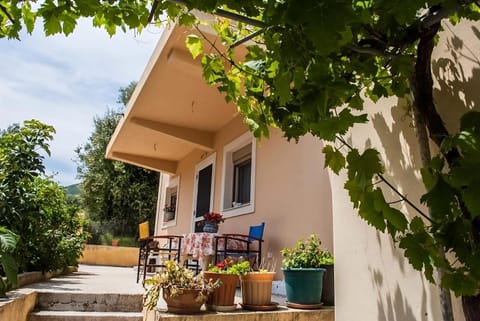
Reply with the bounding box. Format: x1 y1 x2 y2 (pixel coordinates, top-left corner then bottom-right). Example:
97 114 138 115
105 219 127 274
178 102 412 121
192 153 215 232
221 132 256 217
162 176 179 227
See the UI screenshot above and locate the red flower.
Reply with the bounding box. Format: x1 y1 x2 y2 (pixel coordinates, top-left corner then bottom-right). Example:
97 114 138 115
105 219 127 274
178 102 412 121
203 212 224 224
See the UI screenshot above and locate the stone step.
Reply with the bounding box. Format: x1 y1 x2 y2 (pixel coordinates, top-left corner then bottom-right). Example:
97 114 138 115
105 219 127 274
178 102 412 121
28 311 143 321
35 292 143 312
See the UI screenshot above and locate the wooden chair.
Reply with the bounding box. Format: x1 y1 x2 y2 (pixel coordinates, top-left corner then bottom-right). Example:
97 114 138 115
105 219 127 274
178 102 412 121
136 221 183 283
214 222 265 269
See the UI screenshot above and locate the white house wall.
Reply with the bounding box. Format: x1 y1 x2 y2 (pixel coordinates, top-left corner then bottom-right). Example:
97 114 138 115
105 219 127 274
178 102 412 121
333 19 480 321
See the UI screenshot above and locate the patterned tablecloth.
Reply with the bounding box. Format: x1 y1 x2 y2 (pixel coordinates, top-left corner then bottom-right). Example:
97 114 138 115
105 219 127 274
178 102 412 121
181 232 247 260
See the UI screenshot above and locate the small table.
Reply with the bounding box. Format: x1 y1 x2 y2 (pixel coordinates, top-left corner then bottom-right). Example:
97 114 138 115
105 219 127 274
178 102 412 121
180 232 247 271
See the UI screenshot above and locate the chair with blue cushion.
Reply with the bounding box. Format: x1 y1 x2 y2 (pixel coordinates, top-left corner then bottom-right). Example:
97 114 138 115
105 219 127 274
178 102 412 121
214 222 265 269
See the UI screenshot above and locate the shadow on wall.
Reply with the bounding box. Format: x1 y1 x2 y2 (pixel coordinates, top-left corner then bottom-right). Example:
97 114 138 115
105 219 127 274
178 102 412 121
431 22 480 131
376 281 423 321
369 229 435 321
367 19 480 321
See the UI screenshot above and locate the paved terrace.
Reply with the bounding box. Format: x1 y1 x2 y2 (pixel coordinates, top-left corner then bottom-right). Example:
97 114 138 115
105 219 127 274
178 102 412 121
2 265 334 321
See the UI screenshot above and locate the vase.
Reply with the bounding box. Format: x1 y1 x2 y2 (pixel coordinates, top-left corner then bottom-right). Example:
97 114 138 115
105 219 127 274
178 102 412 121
204 272 239 312
203 222 218 233
162 288 206 314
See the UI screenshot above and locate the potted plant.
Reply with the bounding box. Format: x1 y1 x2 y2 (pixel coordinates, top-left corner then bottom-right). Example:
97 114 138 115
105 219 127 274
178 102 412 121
237 259 277 310
281 234 333 309
144 260 220 314
321 252 335 306
163 205 176 222
203 257 245 312
202 212 224 233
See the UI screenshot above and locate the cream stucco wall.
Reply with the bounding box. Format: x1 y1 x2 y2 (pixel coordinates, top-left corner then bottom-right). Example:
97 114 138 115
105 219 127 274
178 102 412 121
333 20 480 321
156 114 333 278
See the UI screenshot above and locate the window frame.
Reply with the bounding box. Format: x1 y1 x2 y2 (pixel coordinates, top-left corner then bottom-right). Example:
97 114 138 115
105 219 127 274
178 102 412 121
191 153 216 232
221 132 256 218
161 176 179 228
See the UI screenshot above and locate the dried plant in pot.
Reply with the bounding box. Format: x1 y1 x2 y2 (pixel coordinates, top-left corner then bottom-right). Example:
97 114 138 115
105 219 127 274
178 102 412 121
144 260 220 314
281 234 333 309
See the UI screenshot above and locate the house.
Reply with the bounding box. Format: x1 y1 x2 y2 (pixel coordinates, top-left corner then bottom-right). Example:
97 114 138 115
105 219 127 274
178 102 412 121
105 19 334 282
106 14 477 321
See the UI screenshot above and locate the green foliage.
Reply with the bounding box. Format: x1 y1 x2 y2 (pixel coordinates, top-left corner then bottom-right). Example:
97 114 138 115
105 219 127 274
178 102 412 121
75 85 159 238
0 226 18 297
281 234 334 269
3 0 480 301
0 120 88 273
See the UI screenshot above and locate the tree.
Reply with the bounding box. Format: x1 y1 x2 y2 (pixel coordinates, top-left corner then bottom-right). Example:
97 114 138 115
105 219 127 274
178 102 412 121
0 120 88 272
75 83 159 238
2 1 480 319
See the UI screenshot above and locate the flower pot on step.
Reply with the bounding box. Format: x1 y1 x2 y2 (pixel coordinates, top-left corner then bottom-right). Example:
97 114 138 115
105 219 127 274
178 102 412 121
239 272 275 309
162 288 206 314
204 272 239 311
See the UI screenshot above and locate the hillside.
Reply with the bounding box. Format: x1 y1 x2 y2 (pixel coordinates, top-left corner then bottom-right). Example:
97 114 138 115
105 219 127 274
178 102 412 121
64 183 81 197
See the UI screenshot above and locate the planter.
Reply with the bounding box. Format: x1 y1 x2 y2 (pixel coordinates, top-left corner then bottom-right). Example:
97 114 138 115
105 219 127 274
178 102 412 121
111 239 119 246
164 211 175 222
162 288 206 314
282 267 326 308
204 272 239 311
321 264 334 306
239 272 276 310
203 222 218 233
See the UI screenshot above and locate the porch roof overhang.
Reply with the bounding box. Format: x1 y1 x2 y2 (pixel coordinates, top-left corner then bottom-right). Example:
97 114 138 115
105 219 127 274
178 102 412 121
105 22 239 174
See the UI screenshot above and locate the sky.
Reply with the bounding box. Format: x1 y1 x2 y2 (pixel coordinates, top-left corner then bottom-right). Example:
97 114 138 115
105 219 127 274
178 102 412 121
0 19 162 186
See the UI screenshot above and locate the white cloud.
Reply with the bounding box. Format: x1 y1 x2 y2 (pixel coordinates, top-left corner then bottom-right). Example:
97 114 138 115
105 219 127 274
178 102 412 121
0 19 162 186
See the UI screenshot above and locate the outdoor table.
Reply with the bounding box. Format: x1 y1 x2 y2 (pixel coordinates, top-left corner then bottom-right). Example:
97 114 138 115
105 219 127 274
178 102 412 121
180 232 247 271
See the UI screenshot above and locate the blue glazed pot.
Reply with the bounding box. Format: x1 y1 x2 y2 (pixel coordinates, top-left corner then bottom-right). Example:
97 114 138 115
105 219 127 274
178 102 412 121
282 267 326 305
203 222 218 233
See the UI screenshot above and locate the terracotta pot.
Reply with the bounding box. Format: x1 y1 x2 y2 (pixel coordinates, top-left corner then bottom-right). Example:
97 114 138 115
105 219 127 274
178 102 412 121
111 239 119 246
204 272 239 311
162 288 205 314
239 272 275 306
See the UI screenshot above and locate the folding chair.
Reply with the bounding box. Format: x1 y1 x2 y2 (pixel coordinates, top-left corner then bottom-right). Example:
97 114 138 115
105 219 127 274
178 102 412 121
136 221 183 283
214 222 265 269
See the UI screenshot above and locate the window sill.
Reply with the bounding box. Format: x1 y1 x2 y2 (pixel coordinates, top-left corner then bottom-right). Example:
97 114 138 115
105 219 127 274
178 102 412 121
222 203 254 218
162 220 177 228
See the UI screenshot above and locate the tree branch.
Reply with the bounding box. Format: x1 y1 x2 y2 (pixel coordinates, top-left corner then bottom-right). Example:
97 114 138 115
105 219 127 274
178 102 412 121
168 0 266 28
335 135 433 224
0 4 15 24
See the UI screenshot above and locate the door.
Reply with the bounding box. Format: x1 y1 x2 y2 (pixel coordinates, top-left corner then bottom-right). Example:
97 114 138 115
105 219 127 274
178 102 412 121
192 153 215 232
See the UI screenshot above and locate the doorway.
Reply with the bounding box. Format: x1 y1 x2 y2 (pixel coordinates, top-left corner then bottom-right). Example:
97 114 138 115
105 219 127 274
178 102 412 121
192 153 215 232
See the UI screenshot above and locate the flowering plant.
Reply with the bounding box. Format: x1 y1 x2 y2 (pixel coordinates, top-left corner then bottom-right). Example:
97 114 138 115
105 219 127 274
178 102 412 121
203 212 224 224
207 257 251 275
163 205 176 212
144 260 220 310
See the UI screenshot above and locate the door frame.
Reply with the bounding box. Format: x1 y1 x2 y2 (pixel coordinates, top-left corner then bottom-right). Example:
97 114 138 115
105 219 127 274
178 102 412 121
191 153 216 232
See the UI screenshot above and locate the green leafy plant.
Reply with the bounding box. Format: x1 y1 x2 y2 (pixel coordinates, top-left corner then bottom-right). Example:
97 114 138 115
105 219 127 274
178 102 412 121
144 260 220 310
281 234 334 269
0 226 18 297
0 120 88 273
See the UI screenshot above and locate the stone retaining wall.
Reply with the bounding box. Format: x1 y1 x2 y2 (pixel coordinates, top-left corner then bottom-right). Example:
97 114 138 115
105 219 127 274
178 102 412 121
78 244 138 267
